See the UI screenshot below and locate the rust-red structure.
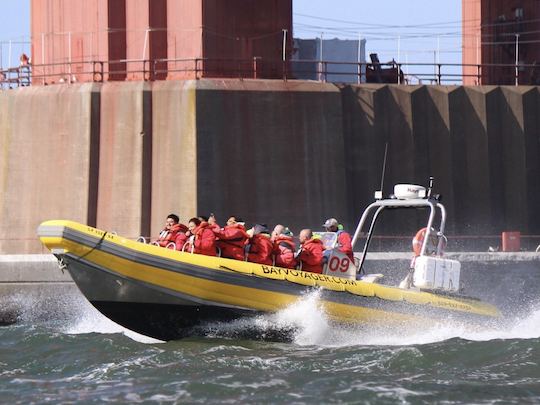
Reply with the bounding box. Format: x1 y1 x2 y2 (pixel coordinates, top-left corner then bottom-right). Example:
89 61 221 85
463 0 540 85
31 0 292 84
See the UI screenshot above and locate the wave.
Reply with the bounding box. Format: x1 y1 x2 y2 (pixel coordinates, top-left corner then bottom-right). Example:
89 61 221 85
278 292 540 347
61 298 162 344
205 291 540 347
9 285 540 346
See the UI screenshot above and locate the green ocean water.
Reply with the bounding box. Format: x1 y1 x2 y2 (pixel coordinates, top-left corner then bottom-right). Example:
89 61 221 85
1 292 539 404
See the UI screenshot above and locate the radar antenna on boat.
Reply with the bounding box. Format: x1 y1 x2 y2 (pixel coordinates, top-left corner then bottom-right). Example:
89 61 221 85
374 142 389 200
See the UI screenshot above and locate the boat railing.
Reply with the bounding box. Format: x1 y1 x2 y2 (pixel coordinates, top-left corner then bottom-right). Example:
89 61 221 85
181 241 195 254
352 197 447 274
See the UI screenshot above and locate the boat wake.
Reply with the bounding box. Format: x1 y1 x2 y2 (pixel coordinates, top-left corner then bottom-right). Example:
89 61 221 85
276 293 540 347
176 291 540 346
13 290 162 344
12 287 540 346
197 290 330 343
196 291 540 347
62 301 163 344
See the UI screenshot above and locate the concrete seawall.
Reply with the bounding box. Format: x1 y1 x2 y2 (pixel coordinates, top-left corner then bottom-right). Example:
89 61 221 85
0 84 100 253
2 81 540 253
195 80 347 230
341 85 540 238
0 255 75 324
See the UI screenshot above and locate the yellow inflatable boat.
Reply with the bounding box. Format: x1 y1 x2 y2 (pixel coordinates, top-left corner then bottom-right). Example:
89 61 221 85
37 184 500 341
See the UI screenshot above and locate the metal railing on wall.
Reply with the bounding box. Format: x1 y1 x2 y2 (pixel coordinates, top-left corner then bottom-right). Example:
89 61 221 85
2 57 540 89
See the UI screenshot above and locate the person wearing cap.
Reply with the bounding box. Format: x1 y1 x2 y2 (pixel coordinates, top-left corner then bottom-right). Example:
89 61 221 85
323 218 354 261
271 225 297 269
156 214 187 248
296 229 324 273
246 224 273 265
215 216 250 261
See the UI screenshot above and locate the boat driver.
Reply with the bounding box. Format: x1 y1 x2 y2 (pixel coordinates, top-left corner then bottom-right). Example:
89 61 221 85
322 218 354 261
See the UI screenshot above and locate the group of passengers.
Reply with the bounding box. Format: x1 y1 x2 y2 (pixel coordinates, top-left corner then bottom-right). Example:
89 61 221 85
155 214 353 274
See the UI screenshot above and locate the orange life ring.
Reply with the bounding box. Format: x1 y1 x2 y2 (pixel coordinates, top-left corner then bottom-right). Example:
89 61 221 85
412 227 439 256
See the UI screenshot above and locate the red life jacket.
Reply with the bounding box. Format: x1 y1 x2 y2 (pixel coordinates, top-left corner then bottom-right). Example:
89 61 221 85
157 223 187 248
298 238 324 273
272 235 297 269
175 232 188 251
247 233 273 265
185 222 217 256
216 224 249 261
208 222 221 234
337 230 354 261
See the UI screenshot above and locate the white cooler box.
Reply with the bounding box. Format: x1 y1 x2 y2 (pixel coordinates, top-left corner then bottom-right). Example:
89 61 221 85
413 256 461 292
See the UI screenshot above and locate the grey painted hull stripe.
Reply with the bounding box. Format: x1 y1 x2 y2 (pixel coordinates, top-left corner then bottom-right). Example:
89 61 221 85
65 255 256 311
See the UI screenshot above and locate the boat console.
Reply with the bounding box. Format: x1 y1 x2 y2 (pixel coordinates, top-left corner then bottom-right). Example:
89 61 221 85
313 231 357 280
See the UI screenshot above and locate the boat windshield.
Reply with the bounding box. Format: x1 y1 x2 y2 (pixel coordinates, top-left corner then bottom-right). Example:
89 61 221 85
313 232 338 250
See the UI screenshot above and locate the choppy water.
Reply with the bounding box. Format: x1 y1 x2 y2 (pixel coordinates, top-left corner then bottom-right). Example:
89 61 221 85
1 290 540 404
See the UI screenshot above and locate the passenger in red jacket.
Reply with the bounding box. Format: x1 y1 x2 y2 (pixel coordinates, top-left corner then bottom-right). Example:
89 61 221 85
247 224 274 265
323 218 354 261
198 214 221 234
184 218 217 256
215 216 250 260
271 224 297 269
207 213 221 234
175 230 188 251
297 229 324 273
156 214 187 248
